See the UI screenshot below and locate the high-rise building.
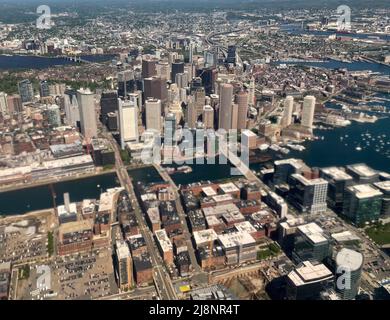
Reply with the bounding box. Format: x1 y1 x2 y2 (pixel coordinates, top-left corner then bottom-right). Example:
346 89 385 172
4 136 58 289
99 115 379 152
283 96 294 127
198 68 217 95
142 56 157 78
301 95 316 129
374 181 390 216
171 61 185 82
231 103 238 130
248 77 255 106
235 91 248 130
63 89 80 127
202 105 214 129
292 223 332 264
77 88 97 141
100 91 119 124
175 73 189 89
145 98 162 132
47 104 61 127
6 94 23 114
18 79 34 103
194 88 206 117
320 167 354 214
115 240 133 291
0 92 8 115
273 158 307 186
335 248 363 300
286 261 334 300
186 100 198 129
345 163 379 184
164 113 176 146
117 70 135 98
226 45 236 64
143 77 167 104
118 99 138 149
288 174 328 214
218 83 233 130
343 184 383 225
40 80 50 98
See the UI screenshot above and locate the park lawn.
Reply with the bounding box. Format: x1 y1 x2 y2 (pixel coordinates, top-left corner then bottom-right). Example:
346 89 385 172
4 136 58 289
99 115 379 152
366 223 390 245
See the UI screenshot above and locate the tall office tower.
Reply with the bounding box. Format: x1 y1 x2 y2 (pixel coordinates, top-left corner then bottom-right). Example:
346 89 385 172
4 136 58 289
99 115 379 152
115 240 133 291
273 158 306 185
164 113 176 146
18 79 34 103
128 91 143 110
100 91 119 125
117 70 135 98
235 91 248 130
345 163 379 184
286 261 334 300
343 184 383 225
335 248 363 300
202 105 214 129
145 98 162 132
7 94 22 114
288 174 329 214
175 72 189 89
171 61 185 82
301 95 316 129
47 104 61 127
320 167 354 214
118 99 138 149
0 92 8 115
194 87 206 117
142 56 157 78
40 80 50 97
77 88 98 141
156 61 170 80
292 223 332 264
374 181 390 217
143 77 168 103
226 45 236 64
248 77 255 106
186 100 198 129
231 103 238 130
283 96 294 127
63 89 80 127
198 67 217 95
204 50 218 68
49 83 66 96
218 83 233 130
188 42 194 64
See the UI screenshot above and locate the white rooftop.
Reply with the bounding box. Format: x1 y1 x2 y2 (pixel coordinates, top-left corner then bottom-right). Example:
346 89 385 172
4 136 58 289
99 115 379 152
336 248 363 272
218 231 256 249
155 229 173 252
298 223 328 244
288 261 333 286
348 164 377 177
347 184 383 199
321 167 353 181
116 240 131 259
234 221 257 234
219 182 240 194
202 186 217 197
193 229 218 246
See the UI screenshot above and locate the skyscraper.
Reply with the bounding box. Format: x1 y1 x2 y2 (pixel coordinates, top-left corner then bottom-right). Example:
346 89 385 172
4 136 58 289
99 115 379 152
117 70 135 98
145 98 162 132
6 95 22 114
18 79 34 103
40 80 50 98
63 89 80 127
77 88 97 141
235 91 248 130
283 96 294 127
143 77 167 104
335 248 363 300
115 240 133 291
202 105 214 129
175 73 189 89
164 113 176 146
142 56 157 78
218 83 233 130
100 91 119 124
231 103 238 130
301 95 316 129
171 61 185 82
227 45 236 64
186 100 198 129
118 99 138 149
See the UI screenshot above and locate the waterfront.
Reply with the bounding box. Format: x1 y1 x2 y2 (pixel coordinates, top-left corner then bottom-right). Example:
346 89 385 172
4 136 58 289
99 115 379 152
0 172 119 216
0 54 114 70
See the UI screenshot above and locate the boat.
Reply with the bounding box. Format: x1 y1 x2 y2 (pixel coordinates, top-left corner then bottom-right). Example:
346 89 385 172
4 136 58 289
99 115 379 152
355 146 362 151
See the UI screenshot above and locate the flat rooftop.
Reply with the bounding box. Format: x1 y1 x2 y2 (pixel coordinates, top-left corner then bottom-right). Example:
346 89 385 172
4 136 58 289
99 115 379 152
202 186 217 197
336 248 363 272
347 184 383 199
219 182 240 194
234 221 257 234
155 229 173 252
291 174 328 186
288 261 333 286
298 223 328 244
347 163 378 177
193 229 218 246
374 181 390 193
116 240 131 259
218 231 256 249
321 167 353 181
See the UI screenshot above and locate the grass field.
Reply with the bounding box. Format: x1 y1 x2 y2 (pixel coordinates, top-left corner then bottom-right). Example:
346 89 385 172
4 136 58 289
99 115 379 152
365 223 390 245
